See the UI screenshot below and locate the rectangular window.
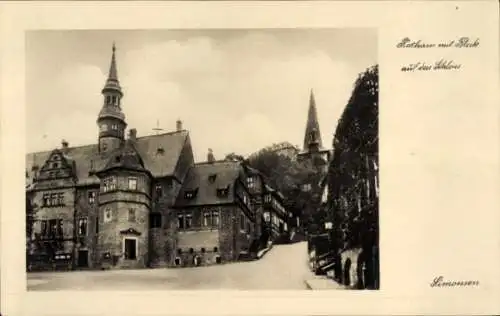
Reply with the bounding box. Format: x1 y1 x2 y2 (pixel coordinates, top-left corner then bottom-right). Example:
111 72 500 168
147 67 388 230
104 208 112 223
264 194 271 203
57 193 64 206
246 177 255 188
301 183 312 192
177 214 185 229
155 184 162 198
57 219 63 237
128 177 137 190
150 213 162 229
185 213 192 229
203 211 211 226
240 214 245 231
263 212 270 222
212 210 219 227
88 191 96 204
49 219 57 237
43 194 49 207
41 220 48 237
208 174 217 183
108 177 116 191
106 96 111 105
78 218 88 236
50 194 57 206
128 209 136 222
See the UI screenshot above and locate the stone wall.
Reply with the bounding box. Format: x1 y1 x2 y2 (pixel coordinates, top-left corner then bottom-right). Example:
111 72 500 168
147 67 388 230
74 185 99 268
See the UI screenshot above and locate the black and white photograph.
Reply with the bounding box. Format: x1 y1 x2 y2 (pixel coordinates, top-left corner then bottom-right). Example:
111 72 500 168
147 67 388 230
25 28 379 291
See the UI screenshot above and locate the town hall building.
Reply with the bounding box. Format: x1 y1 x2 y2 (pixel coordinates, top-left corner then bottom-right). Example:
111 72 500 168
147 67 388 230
25 44 291 271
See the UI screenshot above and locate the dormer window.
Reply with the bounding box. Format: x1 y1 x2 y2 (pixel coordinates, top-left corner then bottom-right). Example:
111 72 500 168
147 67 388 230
264 194 271 203
184 189 198 199
51 162 59 169
216 185 230 198
155 184 163 198
208 174 217 183
301 183 312 192
246 176 255 188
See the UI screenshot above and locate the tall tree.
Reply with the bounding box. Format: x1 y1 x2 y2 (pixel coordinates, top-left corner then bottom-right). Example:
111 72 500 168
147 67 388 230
327 64 379 287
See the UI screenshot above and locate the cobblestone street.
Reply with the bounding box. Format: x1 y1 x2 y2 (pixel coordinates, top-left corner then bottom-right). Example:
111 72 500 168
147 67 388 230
28 242 316 290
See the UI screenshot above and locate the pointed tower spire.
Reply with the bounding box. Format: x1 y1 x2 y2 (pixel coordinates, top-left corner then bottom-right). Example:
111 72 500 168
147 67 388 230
302 89 323 152
102 42 122 96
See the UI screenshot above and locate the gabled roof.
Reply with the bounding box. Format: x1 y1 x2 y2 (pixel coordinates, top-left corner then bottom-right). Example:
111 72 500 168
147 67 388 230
26 130 190 186
175 161 243 207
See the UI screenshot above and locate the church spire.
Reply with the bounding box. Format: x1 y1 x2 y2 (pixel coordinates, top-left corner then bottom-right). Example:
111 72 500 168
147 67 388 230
102 42 122 96
302 89 323 152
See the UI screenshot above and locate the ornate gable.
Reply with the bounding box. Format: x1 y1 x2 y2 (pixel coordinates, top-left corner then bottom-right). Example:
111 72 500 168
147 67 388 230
36 149 76 182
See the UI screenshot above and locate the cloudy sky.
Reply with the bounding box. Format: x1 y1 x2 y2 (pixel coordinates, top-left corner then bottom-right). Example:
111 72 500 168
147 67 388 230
26 29 377 162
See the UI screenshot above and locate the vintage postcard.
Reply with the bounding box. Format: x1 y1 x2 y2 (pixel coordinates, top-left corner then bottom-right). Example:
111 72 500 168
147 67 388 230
0 1 499 316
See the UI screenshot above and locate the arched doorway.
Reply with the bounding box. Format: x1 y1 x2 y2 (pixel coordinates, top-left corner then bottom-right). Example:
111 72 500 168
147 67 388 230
343 258 352 286
356 257 365 289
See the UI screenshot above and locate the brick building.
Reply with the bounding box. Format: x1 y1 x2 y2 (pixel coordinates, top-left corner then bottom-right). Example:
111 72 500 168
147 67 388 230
25 44 289 271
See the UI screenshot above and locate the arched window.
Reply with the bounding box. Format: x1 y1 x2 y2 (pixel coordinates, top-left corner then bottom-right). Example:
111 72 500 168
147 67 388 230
194 256 201 266
174 257 181 266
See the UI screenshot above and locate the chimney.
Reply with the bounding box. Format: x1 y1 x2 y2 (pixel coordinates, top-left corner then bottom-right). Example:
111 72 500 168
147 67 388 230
129 128 137 142
176 119 183 132
61 139 69 153
207 148 215 163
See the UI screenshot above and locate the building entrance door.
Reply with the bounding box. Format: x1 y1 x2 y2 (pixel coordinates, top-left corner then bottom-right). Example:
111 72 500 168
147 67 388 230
124 238 137 260
77 250 89 267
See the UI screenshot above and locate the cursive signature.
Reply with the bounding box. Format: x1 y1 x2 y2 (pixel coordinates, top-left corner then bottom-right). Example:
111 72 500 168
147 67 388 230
430 276 479 288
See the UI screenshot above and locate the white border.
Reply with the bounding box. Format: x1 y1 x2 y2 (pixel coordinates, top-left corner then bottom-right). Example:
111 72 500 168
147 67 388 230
1 1 499 316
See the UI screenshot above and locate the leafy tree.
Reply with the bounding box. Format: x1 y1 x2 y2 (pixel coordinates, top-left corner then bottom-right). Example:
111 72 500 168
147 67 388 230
246 148 319 228
223 152 246 162
327 65 379 286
